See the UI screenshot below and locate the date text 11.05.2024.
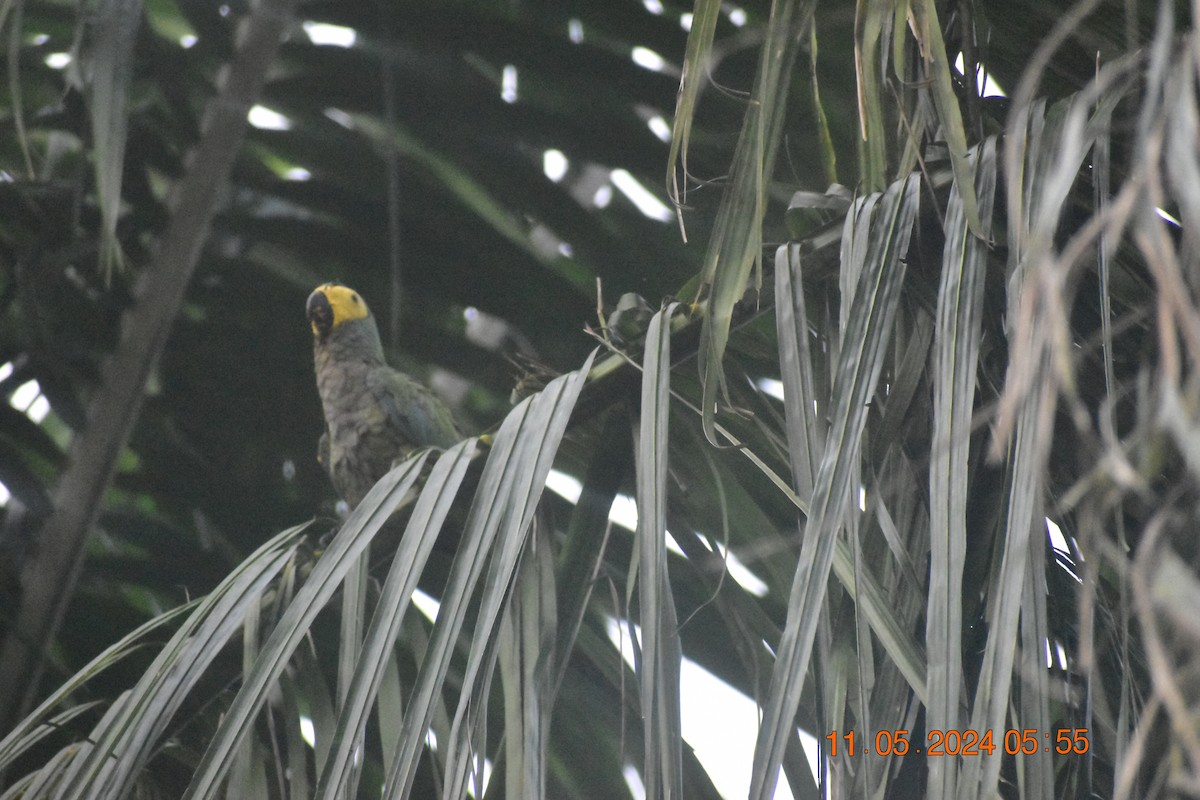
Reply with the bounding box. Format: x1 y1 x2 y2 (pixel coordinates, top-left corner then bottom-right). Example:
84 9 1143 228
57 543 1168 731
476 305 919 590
825 729 1090 757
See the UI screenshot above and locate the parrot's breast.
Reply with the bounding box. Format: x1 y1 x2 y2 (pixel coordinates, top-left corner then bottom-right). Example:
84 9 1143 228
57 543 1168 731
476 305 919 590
316 359 411 507
312 318 458 508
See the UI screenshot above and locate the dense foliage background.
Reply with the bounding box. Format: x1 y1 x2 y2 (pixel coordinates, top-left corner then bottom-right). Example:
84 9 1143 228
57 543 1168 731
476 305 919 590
0 0 1197 797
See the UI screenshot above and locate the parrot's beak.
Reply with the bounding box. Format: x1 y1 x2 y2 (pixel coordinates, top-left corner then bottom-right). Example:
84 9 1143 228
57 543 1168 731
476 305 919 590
307 288 334 340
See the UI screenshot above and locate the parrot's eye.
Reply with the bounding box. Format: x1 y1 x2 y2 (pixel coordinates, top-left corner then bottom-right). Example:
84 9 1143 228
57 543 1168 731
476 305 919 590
352 293 360 304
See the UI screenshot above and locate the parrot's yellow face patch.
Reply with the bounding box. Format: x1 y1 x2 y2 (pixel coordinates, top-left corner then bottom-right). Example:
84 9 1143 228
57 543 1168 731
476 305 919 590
307 283 370 339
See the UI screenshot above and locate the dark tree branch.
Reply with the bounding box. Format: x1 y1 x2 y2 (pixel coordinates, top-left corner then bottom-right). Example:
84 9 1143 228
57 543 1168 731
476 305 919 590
0 0 299 735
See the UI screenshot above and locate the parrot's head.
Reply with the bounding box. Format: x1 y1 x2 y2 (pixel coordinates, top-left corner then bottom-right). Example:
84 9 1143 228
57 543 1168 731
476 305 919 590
307 283 370 342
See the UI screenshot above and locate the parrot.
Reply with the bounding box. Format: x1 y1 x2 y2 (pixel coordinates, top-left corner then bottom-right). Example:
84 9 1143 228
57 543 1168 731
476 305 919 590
307 283 460 508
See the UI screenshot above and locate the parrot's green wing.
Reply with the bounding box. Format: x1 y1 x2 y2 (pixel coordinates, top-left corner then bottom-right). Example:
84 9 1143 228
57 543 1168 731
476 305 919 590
371 369 460 451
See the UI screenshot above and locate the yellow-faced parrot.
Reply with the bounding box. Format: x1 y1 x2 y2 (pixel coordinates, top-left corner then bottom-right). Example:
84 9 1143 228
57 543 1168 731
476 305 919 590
307 283 459 508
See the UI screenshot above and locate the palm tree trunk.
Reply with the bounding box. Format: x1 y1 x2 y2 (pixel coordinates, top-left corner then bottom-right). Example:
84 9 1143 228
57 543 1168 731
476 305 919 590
0 0 299 736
